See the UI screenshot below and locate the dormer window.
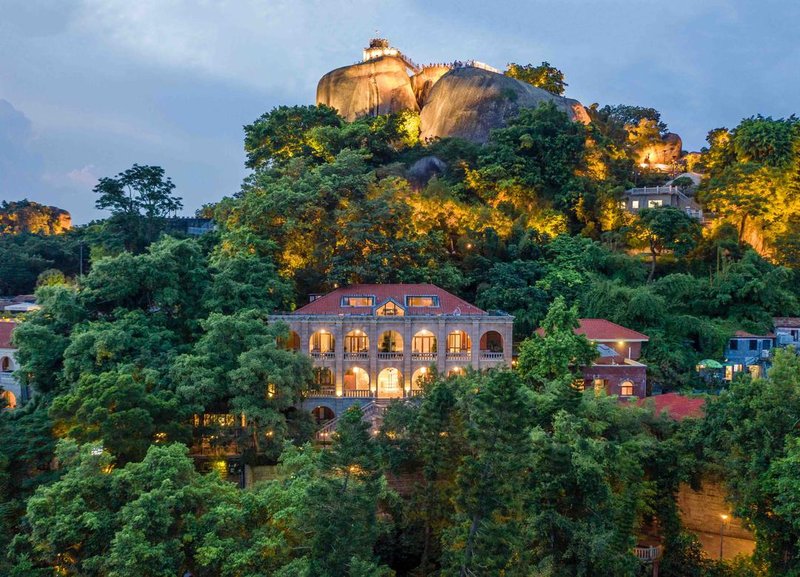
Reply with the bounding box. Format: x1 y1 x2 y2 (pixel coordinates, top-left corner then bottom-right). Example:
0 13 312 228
341 296 375 307
376 300 404 316
406 295 440 308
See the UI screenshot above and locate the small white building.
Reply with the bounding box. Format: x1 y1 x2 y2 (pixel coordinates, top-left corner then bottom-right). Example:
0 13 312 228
0 320 26 409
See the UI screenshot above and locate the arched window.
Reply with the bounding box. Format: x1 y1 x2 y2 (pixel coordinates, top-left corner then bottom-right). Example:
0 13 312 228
1 390 16 410
344 367 370 391
447 367 464 377
278 331 301 351
620 381 635 397
314 367 334 386
377 368 403 398
344 330 369 353
378 331 403 353
479 331 503 353
0 356 11 372
446 331 471 354
309 330 335 354
412 330 437 355
311 406 335 424
411 367 432 391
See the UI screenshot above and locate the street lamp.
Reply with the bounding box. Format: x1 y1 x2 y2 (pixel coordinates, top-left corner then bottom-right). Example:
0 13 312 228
719 514 729 560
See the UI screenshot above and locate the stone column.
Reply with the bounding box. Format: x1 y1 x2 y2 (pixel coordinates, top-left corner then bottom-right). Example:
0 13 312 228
437 318 447 374
334 320 344 397
368 318 378 397
299 319 310 356
470 319 480 370
402 319 412 396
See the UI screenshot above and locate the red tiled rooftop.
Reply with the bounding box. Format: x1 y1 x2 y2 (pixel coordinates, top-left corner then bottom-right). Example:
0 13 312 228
577 319 649 342
0 320 17 349
293 284 486 316
638 392 705 421
773 317 800 328
733 330 775 338
538 319 649 342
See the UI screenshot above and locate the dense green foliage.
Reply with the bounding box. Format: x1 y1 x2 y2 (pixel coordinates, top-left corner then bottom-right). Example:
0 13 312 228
3 91 800 576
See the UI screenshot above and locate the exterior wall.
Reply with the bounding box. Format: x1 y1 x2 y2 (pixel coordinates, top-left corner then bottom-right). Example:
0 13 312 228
582 362 647 397
0 347 26 408
272 313 513 401
677 481 756 561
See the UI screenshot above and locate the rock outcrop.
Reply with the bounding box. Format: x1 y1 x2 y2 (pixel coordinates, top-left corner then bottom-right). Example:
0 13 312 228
419 67 590 143
636 133 683 166
410 65 451 107
316 56 418 121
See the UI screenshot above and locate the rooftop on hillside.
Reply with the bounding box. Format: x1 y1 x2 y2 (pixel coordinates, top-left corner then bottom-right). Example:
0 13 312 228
292 284 491 316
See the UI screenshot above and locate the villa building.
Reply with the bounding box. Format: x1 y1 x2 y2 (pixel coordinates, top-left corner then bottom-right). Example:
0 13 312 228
270 284 513 422
774 317 800 350
723 330 776 381
0 320 27 409
575 319 650 398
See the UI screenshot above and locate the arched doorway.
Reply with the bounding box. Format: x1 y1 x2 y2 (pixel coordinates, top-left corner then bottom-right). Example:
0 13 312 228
0 356 10 372
344 330 369 356
309 330 335 356
377 331 403 357
377 368 403 398
344 366 370 394
446 330 471 357
412 330 437 359
313 367 334 395
479 331 503 355
1 390 16 409
278 331 301 351
411 367 432 394
311 405 335 425
447 367 464 377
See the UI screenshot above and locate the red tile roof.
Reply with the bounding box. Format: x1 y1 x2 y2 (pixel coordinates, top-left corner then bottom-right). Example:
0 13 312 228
638 392 705 420
0 320 17 349
293 284 486 316
575 319 649 342
773 317 800 328
733 330 775 338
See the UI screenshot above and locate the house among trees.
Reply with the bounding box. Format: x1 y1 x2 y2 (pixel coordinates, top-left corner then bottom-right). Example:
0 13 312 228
723 330 776 380
270 284 513 422
621 184 703 220
774 317 800 349
574 319 650 397
0 320 27 409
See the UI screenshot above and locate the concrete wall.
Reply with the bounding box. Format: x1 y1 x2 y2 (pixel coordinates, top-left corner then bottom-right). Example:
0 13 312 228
677 481 756 561
582 362 647 397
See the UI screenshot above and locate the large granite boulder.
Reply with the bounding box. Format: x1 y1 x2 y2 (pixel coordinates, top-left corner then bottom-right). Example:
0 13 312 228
411 65 451 107
636 132 683 165
419 67 590 143
316 56 419 121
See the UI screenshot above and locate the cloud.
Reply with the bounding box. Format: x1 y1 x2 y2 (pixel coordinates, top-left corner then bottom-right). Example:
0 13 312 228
73 0 394 92
0 99 44 199
65 164 99 188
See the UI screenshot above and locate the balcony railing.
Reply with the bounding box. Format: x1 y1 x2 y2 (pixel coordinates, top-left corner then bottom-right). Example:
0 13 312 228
308 387 336 397
633 545 663 562
377 352 404 360
412 352 437 361
310 351 335 360
446 350 470 361
343 389 372 398
480 351 504 360
344 352 369 360
408 389 424 397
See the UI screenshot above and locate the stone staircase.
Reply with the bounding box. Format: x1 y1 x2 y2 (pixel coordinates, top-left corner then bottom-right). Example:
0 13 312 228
315 399 394 442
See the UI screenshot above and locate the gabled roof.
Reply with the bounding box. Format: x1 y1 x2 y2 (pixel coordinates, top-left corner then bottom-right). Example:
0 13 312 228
293 284 487 316
575 319 649 342
638 392 705 420
774 317 800 329
0 320 17 349
733 330 775 339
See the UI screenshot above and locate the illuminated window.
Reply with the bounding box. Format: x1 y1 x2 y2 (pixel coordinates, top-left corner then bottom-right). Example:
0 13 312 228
310 331 335 353
406 295 439 307
447 330 471 353
341 296 375 307
344 330 369 353
648 199 663 208
631 200 640 209
620 381 635 397
376 301 404 316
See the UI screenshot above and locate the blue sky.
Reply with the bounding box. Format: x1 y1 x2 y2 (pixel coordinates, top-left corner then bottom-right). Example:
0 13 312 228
1 0 797 224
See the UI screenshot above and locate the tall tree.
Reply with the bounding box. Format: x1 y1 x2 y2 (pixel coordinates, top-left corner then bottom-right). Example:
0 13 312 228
505 62 568 95
635 206 701 282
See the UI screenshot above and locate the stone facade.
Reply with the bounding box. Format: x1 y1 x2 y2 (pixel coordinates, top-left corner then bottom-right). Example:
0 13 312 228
270 284 513 420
